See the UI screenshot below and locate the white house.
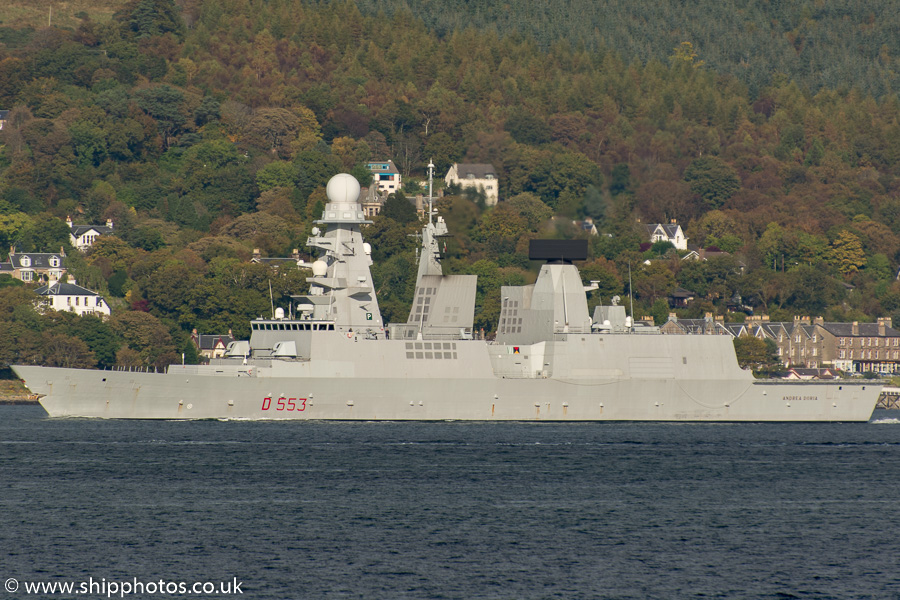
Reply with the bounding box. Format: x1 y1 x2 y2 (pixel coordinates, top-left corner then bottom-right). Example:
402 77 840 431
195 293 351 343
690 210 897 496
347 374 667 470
645 221 688 251
445 163 499 206
34 281 111 317
67 216 114 252
366 160 402 195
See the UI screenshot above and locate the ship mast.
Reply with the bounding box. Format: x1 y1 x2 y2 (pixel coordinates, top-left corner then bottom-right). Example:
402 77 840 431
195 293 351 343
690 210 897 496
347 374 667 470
292 174 384 335
415 160 447 280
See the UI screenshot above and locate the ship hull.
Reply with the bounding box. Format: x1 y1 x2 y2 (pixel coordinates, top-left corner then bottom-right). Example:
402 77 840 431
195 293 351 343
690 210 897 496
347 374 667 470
13 364 879 422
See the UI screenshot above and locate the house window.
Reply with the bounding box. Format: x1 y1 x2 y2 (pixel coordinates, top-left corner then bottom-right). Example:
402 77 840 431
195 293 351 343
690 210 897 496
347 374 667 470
839 350 845 359
21 271 33 282
20 256 31 267
49 257 59 267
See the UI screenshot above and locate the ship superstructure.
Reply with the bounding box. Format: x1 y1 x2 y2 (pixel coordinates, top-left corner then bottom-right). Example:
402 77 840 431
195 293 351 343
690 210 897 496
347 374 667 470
13 174 881 421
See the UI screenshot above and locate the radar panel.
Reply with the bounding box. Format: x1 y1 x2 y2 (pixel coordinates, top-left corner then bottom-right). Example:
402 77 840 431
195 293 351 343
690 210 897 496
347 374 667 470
529 239 588 262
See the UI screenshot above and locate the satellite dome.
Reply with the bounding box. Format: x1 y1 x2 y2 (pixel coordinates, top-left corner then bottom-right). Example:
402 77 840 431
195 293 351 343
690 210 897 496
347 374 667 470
312 260 328 276
326 173 361 204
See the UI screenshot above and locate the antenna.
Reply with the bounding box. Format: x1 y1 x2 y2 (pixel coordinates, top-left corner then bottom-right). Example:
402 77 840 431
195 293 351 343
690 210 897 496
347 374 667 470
628 263 634 319
427 159 435 226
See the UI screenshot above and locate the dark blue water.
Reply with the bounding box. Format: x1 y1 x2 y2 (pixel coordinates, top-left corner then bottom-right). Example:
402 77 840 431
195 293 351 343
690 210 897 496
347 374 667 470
3 406 900 599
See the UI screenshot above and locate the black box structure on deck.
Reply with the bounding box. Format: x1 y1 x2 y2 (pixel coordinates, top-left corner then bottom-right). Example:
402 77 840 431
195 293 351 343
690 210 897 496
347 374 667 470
528 239 589 262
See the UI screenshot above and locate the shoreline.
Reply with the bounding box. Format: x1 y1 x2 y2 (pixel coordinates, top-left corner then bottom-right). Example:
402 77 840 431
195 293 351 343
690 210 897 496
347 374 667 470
0 397 40 405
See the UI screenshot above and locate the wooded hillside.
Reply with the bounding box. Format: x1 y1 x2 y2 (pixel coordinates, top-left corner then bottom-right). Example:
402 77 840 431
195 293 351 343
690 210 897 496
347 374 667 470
1 0 899 371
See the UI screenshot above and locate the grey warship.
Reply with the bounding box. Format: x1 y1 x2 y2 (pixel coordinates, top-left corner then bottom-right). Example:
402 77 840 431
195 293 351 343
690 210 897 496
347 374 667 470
13 173 881 421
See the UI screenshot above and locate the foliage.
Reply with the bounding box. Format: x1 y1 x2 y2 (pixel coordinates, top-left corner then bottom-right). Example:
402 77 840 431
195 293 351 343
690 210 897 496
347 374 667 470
1 0 900 365
733 336 780 375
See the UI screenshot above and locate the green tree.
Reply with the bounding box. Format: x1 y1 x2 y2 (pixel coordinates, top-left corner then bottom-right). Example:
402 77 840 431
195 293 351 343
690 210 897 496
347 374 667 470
18 215 71 253
135 84 186 148
382 191 418 224
41 332 95 368
633 262 676 303
683 156 740 209
506 193 552 231
111 311 176 369
117 0 185 39
733 336 779 373
256 161 298 192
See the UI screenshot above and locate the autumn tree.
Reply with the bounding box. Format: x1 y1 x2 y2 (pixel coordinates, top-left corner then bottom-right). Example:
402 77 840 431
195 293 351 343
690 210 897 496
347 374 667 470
828 231 866 276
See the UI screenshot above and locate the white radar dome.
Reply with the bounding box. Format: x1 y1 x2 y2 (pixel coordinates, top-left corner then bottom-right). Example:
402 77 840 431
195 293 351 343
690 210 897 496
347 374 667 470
326 173 361 204
312 260 328 277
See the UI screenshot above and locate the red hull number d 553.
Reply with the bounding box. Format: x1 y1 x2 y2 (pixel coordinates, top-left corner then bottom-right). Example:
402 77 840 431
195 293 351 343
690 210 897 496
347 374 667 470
261 397 307 411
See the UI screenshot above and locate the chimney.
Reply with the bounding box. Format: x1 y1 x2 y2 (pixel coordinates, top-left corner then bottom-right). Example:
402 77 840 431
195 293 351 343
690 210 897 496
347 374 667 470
668 312 677 322
715 315 724 323
852 321 859 336
106 218 114 229
292 248 300 260
762 315 770 322
66 216 73 228
814 316 824 325
879 319 886 336
253 248 261 260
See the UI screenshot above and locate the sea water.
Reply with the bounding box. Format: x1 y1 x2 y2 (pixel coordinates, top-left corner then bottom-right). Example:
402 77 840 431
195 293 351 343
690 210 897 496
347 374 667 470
2 405 900 599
